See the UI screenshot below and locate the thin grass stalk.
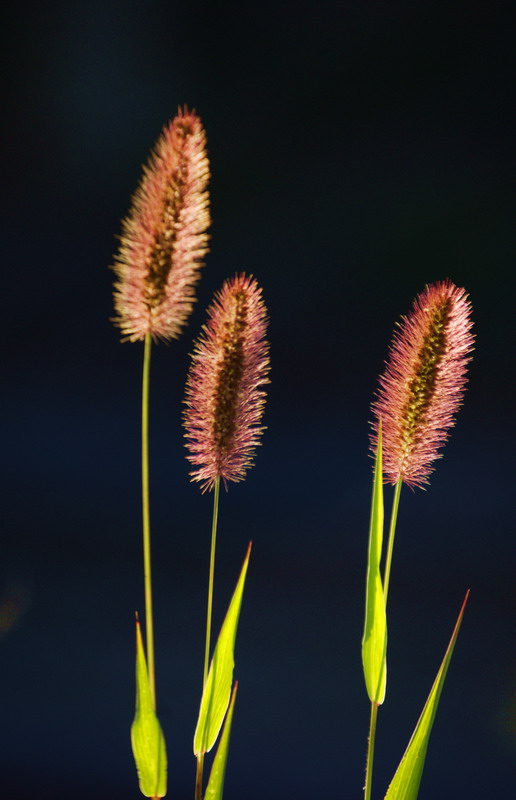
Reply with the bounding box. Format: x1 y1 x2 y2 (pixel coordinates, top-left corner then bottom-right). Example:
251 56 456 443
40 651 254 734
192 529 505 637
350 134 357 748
364 701 379 800
141 332 156 709
203 476 221 686
383 478 402 607
195 755 204 800
195 475 221 800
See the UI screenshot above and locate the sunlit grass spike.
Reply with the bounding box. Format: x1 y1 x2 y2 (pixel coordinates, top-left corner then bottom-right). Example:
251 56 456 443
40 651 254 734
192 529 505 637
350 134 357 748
184 274 270 492
112 107 211 343
371 280 474 488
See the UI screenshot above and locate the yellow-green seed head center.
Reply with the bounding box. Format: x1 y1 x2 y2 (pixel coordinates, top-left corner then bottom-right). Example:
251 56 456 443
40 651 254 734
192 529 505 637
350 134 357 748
212 290 247 455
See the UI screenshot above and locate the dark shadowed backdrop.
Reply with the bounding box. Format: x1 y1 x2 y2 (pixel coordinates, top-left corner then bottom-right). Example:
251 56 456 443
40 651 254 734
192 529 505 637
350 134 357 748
2 1 515 798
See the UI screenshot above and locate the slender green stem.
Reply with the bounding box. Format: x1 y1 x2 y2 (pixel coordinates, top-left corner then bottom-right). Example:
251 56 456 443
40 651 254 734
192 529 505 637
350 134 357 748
383 478 402 607
141 332 156 710
195 477 221 800
203 476 221 686
364 701 379 800
195 754 204 800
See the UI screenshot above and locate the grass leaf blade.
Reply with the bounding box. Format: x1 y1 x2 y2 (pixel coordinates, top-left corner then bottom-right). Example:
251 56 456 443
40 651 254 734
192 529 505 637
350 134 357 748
384 591 470 800
131 618 168 798
204 683 238 800
362 424 387 704
194 543 251 755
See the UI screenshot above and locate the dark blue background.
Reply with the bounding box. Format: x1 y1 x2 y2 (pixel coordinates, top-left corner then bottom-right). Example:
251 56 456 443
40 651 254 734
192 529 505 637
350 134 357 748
2 1 514 798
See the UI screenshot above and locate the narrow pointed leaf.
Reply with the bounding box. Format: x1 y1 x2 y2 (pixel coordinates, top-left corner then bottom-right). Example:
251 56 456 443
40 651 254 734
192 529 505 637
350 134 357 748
204 682 238 800
362 424 387 704
194 543 251 756
384 591 470 800
131 618 168 798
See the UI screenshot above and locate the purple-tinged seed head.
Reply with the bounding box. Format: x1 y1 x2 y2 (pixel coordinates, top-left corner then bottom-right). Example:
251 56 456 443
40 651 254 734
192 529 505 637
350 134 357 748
371 280 474 488
112 107 210 342
184 274 270 492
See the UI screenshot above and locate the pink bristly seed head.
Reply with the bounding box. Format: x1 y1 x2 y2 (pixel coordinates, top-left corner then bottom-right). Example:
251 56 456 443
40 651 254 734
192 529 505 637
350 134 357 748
371 279 474 488
112 107 210 342
183 274 270 492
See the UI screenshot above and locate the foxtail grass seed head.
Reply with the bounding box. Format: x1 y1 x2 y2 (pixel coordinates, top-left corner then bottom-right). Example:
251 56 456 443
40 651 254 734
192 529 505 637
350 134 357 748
371 280 474 488
112 107 210 342
184 274 270 492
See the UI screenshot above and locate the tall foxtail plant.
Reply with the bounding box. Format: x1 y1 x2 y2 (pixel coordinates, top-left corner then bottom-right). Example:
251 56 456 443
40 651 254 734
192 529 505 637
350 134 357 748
112 107 211 799
362 280 474 800
184 273 270 800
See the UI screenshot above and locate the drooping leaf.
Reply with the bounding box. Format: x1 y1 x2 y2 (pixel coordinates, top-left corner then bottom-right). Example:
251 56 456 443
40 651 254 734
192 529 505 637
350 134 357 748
204 682 238 800
362 424 387 704
194 543 251 756
384 591 470 800
131 617 168 798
